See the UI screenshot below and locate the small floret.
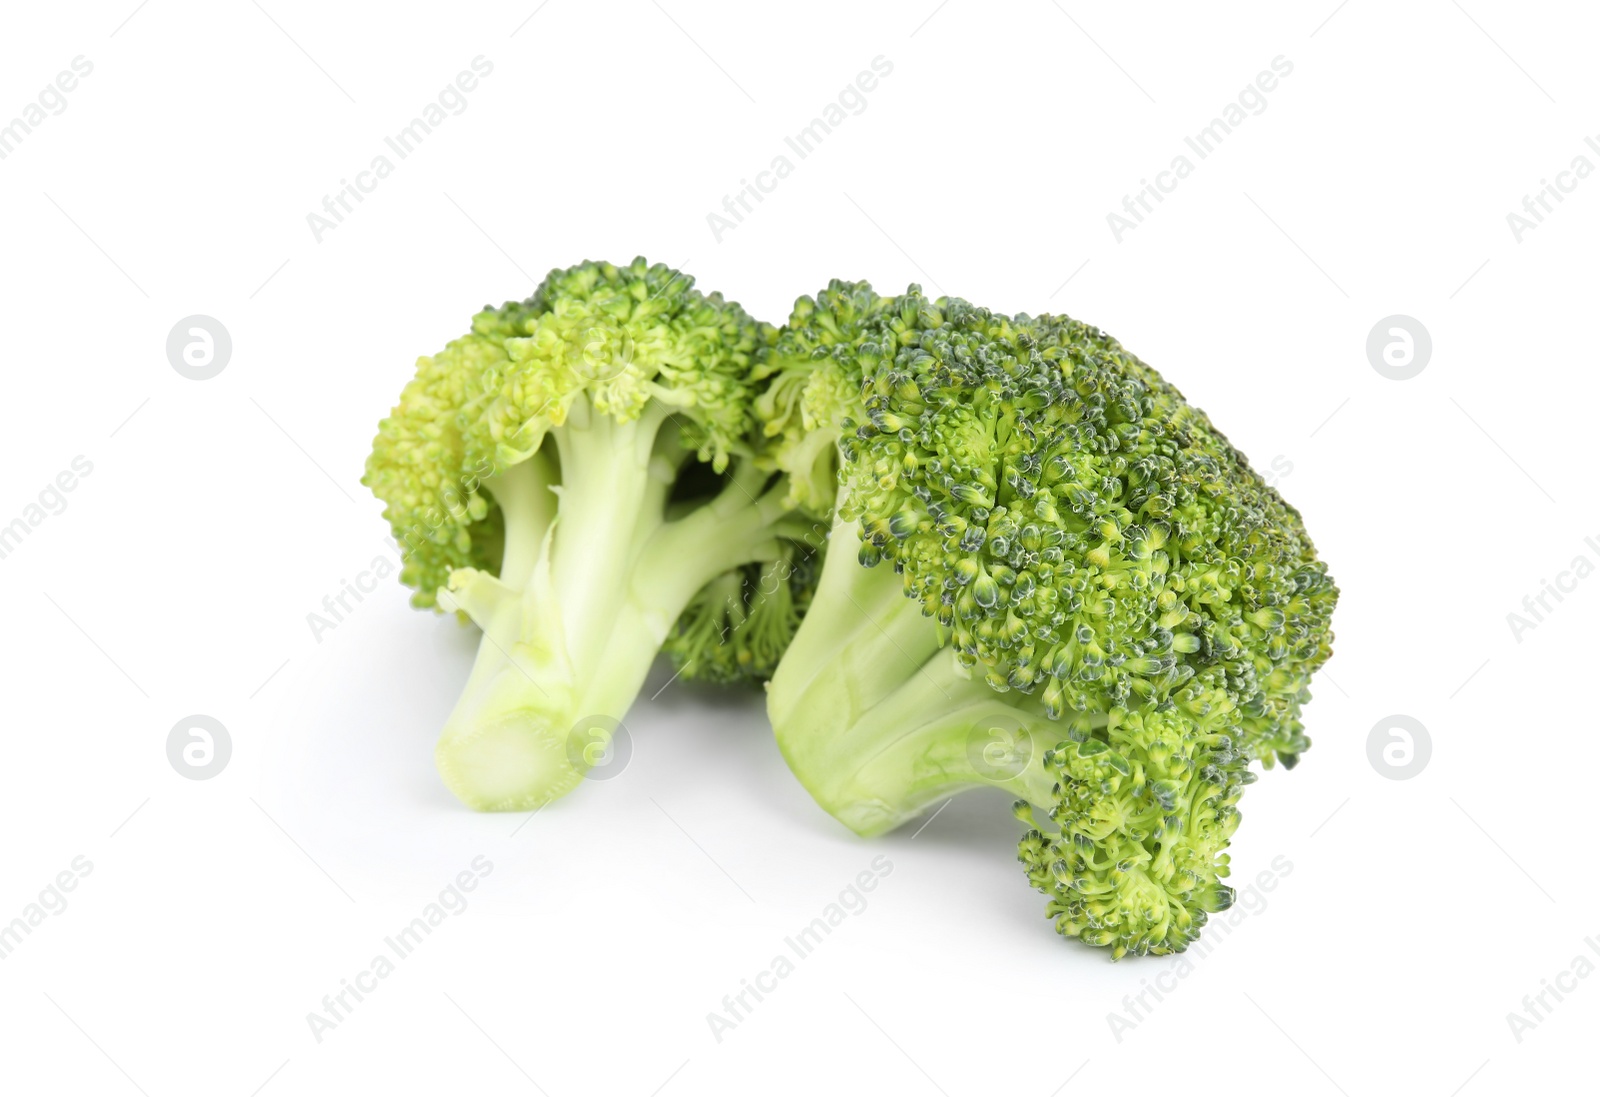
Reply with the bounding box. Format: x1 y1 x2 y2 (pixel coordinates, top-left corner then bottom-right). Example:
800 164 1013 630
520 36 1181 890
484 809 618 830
664 543 824 684
365 258 818 810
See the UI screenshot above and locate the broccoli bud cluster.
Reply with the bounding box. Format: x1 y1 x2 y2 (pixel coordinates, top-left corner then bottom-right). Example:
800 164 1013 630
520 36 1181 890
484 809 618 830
841 292 1334 757
764 281 1337 958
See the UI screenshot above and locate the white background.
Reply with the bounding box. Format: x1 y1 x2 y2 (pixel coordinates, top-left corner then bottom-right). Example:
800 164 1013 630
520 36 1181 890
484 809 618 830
0 1 1593 1094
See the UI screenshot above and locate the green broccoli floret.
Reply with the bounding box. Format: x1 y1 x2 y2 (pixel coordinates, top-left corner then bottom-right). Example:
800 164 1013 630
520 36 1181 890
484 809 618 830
663 541 824 684
764 283 1337 958
364 258 816 811
753 280 890 513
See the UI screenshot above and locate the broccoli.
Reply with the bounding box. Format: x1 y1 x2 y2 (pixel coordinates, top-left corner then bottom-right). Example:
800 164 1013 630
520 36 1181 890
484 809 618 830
662 542 823 684
763 282 1337 958
364 258 818 811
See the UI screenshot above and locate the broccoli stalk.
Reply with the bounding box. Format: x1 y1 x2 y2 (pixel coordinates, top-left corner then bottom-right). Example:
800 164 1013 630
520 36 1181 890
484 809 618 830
770 510 1055 834
436 404 792 808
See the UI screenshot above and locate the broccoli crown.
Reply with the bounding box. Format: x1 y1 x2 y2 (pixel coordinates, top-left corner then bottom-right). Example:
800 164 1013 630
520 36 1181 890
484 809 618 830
764 282 1337 958
782 285 1336 765
664 543 822 684
363 257 771 605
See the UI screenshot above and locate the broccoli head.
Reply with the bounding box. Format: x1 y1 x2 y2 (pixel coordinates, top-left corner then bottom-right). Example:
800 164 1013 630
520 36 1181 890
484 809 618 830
365 258 818 811
764 283 1337 957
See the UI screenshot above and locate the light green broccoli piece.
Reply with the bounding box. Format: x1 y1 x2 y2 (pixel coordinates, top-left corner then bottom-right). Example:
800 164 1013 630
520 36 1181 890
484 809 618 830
365 258 818 811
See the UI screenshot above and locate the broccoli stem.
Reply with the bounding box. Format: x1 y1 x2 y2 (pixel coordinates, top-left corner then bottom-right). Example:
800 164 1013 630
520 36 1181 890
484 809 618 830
545 398 677 685
484 447 559 590
768 512 1059 836
764 510 928 720
435 396 794 811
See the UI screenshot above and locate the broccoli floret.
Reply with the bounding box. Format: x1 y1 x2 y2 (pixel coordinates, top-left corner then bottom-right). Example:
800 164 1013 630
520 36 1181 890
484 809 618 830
764 283 1337 958
664 570 751 685
663 541 824 684
365 258 815 811
753 280 889 512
